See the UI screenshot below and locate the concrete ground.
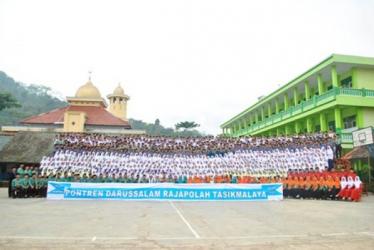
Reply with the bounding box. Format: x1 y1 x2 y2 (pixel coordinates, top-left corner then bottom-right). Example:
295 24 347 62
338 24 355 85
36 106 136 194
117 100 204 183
0 189 373 250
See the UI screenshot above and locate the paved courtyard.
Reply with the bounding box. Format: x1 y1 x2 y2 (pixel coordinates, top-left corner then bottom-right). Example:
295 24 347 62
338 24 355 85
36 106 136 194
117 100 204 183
0 189 373 249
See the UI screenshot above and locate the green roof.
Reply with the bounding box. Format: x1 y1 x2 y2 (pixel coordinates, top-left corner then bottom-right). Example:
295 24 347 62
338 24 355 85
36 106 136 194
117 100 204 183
221 54 374 128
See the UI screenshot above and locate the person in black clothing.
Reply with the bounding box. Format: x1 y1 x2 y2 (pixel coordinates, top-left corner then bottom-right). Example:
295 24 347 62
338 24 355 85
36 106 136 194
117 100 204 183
8 167 17 198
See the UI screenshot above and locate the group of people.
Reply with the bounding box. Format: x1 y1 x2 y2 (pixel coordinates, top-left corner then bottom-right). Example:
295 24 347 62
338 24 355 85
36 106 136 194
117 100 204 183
283 169 363 201
40 143 334 183
8 132 362 201
54 132 336 154
8 166 48 198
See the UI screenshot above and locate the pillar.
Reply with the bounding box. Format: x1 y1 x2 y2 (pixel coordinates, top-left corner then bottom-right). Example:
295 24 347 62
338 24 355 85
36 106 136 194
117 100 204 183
276 127 281 136
255 111 259 123
285 125 291 135
319 113 327 132
304 81 310 100
317 74 324 95
357 108 364 128
261 107 265 121
334 107 342 132
295 122 301 134
268 104 271 117
275 99 279 113
306 118 313 133
331 65 339 88
284 94 289 110
293 88 299 106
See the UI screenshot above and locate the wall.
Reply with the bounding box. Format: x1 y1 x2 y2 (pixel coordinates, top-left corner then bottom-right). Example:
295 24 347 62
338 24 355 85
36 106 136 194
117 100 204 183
63 111 85 132
354 68 374 88
363 108 374 127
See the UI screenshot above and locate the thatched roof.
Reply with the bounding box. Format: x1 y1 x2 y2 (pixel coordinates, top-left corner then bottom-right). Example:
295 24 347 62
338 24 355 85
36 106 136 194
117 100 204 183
342 144 374 160
0 132 56 163
0 135 13 151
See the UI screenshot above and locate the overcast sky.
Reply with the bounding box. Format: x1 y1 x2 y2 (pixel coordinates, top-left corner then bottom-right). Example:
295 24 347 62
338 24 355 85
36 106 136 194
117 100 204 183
0 0 374 134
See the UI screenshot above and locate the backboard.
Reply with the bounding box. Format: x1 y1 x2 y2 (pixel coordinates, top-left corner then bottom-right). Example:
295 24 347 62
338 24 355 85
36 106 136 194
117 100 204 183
352 127 374 147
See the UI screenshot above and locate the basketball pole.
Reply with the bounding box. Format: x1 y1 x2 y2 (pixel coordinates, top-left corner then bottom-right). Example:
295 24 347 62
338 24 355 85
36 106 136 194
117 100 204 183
368 154 371 185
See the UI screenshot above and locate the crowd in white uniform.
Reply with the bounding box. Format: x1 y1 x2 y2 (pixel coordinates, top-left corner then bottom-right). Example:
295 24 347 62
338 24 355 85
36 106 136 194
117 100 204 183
40 133 336 182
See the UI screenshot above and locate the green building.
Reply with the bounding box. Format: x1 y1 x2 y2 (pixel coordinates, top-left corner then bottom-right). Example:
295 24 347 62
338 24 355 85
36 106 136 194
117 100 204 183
220 54 374 149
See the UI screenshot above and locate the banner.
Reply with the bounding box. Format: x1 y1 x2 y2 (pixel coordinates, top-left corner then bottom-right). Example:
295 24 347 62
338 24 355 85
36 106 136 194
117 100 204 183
47 182 283 201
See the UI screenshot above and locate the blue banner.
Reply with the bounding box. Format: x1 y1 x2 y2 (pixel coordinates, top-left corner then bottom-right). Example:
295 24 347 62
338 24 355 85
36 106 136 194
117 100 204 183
47 182 283 201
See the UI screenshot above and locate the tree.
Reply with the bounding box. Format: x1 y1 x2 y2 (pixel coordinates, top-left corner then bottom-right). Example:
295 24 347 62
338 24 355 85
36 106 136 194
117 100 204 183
175 121 200 131
0 92 21 111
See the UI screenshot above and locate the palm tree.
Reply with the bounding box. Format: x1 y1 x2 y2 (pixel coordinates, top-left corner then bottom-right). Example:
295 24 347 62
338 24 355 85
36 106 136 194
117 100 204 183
175 121 200 131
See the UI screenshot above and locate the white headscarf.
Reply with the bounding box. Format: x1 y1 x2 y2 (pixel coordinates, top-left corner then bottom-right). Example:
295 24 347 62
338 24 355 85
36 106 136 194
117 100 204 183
347 176 354 188
354 176 362 189
340 176 347 189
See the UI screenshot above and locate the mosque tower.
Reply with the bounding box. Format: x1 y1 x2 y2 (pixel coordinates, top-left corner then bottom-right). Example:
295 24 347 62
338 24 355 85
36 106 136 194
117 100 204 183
107 83 130 121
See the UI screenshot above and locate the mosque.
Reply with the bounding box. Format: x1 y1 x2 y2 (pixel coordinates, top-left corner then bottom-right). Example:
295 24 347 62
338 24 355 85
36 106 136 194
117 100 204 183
2 77 144 134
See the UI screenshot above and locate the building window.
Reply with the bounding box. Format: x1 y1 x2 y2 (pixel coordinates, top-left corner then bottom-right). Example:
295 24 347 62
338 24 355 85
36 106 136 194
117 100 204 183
343 115 356 129
341 76 352 88
315 125 321 132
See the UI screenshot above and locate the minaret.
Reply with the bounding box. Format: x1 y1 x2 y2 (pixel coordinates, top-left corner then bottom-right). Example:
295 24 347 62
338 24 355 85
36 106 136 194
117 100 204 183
107 83 130 121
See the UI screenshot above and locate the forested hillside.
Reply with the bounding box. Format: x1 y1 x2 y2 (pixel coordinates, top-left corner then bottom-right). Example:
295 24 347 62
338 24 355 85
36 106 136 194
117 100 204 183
0 71 67 125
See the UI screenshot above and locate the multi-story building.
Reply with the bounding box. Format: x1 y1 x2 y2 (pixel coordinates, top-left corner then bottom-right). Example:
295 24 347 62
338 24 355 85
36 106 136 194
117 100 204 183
220 54 374 149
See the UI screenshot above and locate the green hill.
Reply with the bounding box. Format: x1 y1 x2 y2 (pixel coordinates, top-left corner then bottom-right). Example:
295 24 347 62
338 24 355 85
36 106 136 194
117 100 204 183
0 71 67 125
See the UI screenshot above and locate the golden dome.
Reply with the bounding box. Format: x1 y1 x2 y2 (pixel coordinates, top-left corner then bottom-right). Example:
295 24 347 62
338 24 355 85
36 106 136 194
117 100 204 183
113 83 125 96
75 80 102 99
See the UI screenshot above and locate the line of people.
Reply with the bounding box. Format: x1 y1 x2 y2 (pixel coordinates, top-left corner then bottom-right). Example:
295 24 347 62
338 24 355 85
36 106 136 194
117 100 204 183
54 132 336 155
11 173 48 198
283 170 362 201
8 165 363 202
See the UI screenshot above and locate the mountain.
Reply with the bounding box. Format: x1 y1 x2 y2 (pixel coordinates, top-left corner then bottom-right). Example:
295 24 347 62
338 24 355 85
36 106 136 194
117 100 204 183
0 71 204 136
0 71 67 126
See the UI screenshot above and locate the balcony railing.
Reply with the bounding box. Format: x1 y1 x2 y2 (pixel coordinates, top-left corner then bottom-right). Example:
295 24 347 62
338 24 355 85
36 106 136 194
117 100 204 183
340 132 353 144
233 87 374 136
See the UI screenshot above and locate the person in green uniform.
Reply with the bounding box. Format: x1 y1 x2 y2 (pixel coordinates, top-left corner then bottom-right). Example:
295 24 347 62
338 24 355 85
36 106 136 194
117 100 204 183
65 173 74 182
29 174 37 197
11 174 22 198
48 174 56 182
22 174 31 198
24 166 31 178
80 173 89 183
35 174 43 197
17 165 25 177
104 174 113 183
27 166 33 177
96 174 104 183
177 176 184 184
231 175 238 184
73 174 80 182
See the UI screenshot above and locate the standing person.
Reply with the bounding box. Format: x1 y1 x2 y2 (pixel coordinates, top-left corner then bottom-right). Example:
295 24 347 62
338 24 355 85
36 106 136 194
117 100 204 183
29 174 38 197
22 174 31 198
11 174 22 198
8 167 17 198
326 146 334 171
335 135 342 159
17 165 25 177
